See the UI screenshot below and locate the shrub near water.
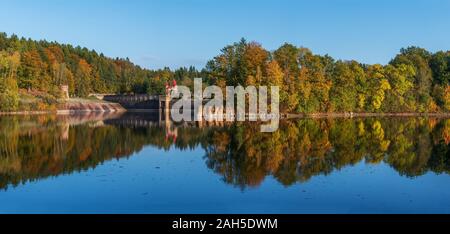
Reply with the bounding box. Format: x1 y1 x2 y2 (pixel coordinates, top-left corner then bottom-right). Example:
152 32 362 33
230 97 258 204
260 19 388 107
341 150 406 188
17 90 58 112
0 77 19 111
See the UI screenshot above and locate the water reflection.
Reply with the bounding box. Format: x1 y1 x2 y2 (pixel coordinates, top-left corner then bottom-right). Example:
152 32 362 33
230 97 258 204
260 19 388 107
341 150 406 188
0 113 448 190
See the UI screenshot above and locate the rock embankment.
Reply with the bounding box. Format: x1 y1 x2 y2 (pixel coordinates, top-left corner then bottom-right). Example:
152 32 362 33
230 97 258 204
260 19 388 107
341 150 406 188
57 99 126 114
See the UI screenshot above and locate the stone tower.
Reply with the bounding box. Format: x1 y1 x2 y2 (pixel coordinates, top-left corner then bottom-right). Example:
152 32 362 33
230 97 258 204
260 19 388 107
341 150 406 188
60 85 69 100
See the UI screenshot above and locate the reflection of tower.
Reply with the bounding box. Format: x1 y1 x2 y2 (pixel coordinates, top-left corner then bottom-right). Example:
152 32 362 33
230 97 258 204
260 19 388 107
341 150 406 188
57 63 69 100
158 95 171 125
61 122 70 141
164 119 178 143
165 95 170 120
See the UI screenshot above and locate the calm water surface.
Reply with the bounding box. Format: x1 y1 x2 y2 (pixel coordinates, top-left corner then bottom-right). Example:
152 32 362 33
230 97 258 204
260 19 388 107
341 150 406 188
0 113 449 214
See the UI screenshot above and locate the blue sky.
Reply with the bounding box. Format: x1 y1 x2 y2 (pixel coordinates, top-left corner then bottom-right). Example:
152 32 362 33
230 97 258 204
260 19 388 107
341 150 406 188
1 0 449 69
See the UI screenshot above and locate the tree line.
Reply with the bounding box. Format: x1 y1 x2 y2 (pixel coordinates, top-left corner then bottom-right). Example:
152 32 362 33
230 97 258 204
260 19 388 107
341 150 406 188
0 32 204 111
1 33 449 113
205 39 449 113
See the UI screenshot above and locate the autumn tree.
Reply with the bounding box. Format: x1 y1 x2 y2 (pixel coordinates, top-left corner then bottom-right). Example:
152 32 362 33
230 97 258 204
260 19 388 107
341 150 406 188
297 52 332 113
18 49 46 90
242 42 269 85
0 51 20 111
383 64 416 112
75 59 92 97
365 64 391 112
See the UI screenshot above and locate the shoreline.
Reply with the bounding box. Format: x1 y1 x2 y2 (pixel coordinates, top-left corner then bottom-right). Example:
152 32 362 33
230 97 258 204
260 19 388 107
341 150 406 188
2 110 450 118
285 112 450 119
0 109 127 116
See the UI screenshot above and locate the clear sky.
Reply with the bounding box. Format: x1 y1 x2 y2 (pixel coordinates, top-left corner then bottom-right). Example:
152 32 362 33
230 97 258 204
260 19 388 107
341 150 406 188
1 0 449 69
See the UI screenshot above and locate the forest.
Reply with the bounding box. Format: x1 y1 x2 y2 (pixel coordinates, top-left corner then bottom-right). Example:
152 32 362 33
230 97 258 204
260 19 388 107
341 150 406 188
0 33 449 113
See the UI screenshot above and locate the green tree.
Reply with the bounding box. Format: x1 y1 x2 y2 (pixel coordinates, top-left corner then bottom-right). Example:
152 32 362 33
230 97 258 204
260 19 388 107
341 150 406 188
330 61 358 112
391 47 434 112
0 51 20 111
0 77 19 111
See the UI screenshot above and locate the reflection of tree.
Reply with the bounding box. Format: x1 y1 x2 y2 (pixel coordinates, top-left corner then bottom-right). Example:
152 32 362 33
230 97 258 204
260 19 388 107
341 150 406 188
204 118 450 189
0 115 449 190
384 118 431 176
0 115 213 190
427 120 450 174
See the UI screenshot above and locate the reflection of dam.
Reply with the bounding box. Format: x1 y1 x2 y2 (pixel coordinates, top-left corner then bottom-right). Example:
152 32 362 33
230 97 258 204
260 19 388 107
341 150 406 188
57 111 125 126
102 112 229 151
59 112 125 140
104 112 227 129
104 112 227 143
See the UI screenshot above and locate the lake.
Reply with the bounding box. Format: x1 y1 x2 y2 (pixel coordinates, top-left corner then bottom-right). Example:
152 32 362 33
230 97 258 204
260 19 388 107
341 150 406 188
0 113 449 214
